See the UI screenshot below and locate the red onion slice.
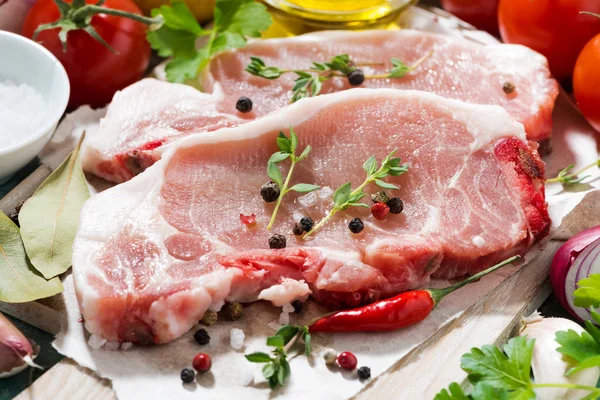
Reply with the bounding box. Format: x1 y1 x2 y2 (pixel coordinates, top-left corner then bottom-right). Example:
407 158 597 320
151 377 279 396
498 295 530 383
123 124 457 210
564 237 600 322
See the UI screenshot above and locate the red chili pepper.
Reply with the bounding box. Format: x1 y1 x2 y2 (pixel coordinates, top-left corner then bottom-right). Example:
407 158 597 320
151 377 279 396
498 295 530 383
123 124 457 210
309 255 520 333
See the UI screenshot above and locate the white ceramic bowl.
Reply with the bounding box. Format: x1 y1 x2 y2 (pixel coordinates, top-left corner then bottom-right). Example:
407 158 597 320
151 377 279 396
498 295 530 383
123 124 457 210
0 31 69 184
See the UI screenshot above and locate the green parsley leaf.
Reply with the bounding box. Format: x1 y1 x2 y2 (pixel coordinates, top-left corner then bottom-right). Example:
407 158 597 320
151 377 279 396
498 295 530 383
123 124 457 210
461 336 535 399
149 0 272 83
289 183 320 193
574 274 600 308
266 334 285 348
555 327 600 374
245 352 273 363
434 382 470 400
471 383 509 400
267 161 283 186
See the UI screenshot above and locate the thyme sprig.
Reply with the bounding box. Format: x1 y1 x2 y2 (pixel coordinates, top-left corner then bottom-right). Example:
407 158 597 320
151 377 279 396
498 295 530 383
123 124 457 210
303 149 408 239
245 325 311 389
246 51 433 103
266 127 319 230
546 158 600 186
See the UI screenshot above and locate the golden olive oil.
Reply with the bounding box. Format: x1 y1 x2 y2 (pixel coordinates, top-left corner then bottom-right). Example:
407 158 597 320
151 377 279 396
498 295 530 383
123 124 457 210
261 0 416 36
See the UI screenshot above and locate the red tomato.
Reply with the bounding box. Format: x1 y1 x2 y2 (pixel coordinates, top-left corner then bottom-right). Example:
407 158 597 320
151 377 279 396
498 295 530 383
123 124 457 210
22 0 151 109
574 34 600 132
440 0 499 35
498 0 600 81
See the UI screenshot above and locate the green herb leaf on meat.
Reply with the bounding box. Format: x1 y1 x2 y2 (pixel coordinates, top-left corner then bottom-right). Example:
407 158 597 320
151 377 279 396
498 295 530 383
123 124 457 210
18 134 90 279
148 0 272 83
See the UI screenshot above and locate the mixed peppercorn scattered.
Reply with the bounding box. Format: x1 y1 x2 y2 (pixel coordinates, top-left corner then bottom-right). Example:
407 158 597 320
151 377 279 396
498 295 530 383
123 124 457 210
225 302 244 321
348 218 364 233
337 351 358 370
194 328 210 345
503 81 516 94
260 182 280 202
268 234 287 249
236 96 253 113
357 366 371 380
292 300 303 313
192 353 212 373
348 69 365 86
180 368 195 383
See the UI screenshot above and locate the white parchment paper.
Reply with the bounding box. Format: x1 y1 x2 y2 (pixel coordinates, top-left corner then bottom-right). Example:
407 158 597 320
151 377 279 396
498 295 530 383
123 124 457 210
41 8 600 400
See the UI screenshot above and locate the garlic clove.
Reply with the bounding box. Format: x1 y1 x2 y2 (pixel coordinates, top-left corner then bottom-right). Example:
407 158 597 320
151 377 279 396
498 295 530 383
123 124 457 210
0 313 41 378
520 314 600 400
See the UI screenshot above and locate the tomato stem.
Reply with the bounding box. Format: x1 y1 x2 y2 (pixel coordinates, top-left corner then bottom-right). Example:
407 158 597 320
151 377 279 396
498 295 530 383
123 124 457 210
427 255 521 305
72 5 163 28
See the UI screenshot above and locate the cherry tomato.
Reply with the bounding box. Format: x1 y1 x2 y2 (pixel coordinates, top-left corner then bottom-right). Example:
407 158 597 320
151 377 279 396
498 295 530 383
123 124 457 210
574 34 600 132
498 0 600 81
22 0 151 109
440 0 499 35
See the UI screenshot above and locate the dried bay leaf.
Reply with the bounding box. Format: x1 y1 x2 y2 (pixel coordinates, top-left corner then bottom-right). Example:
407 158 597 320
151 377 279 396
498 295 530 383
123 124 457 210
19 135 90 279
0 212 62 302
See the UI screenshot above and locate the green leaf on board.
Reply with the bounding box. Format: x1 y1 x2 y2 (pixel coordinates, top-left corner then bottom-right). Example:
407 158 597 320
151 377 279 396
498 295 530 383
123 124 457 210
19 134 90 279
0 212 63 302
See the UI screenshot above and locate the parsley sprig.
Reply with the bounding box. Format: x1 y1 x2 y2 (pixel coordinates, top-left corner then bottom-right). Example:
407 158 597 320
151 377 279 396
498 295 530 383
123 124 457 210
546 158 600 186
303 149 408 239
435 336 600 400
246 51 433 103
245 325 311 389
147 0 272 83
266 127 319 230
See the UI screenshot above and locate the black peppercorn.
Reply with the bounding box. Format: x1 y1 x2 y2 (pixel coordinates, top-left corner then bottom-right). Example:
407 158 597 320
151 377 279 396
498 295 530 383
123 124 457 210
236 96 253 113
387 198 404 214
357 366 371 380
181 368 195 383
300 216 314 232
292 300 303 313
261 182 280 202
193 328 210 345
503 81 515 94
348 218 364 234
293 222 304 236
269 234 287 249
348 69 365 86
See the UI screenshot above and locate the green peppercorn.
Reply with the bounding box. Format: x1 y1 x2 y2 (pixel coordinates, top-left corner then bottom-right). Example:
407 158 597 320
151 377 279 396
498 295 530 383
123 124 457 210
293 222 304 236
387 198 404 214
181 368 195 383
193 328 210 345
200 310 218 326
269 234 287 249
261 182 280 202
300 216 314 232
225 302 243 321
371 191 389 204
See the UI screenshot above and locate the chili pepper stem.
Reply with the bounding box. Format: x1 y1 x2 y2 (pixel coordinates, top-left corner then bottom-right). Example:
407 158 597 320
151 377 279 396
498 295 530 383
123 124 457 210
267 157 297 230
427 255 521 305
546 158 600 184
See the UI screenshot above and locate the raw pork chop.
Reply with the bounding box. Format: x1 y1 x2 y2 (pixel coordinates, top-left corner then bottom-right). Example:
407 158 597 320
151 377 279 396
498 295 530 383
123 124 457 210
83 29 558 183
81 79 246 183
73 89 550 344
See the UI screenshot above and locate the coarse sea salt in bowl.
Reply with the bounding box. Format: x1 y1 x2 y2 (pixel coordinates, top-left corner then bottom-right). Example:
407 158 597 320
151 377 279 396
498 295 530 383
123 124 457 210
0 30 69 184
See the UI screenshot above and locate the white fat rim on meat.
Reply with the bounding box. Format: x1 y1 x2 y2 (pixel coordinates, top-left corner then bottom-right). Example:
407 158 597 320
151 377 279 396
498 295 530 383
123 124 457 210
74 88 527 341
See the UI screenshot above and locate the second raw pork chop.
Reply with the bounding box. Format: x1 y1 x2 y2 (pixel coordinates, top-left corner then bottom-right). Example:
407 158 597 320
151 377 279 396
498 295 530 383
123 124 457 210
73 89 550 344
83 30 558 183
